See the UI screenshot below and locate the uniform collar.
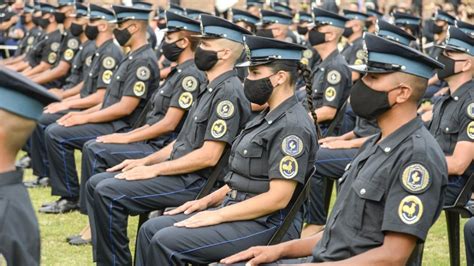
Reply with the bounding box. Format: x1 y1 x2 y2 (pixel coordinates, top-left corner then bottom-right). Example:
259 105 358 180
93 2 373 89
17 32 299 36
264 94 299 124
176 59 194 72
206 70 238 93
374 117 423 154
96 38 114 52
318 48 340 68
0 168 23 186
126 44 151 60
450 79 474 101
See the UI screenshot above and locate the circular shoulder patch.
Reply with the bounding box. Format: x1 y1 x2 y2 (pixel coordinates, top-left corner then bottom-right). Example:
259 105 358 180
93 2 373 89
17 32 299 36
51 42 60 52
182 76 198 92
303 49 313 59
178 92 193 109
67 38 79 49
136 66 151 81
48 52 57 64
64 49 74 61
85 56 93 67
467 102 474 119
102 70 114 85
133 81 146 97
356 49 365 59
325 87 337 102
27 36 34 45
279 156 299 179
216 100 235 119
467 121 474 140
103 57 116 69
400 164 431 194
327 70 341 85
211 119 227 139
354 58 363 65
398 195 423 225
281 135 303 157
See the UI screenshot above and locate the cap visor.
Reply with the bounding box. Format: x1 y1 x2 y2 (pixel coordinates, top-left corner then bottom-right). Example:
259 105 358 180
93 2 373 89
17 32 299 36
190 34 220 39
349 64 395 74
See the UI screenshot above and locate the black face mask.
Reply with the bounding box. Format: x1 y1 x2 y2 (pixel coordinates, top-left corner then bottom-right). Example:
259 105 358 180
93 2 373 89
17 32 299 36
244 74 276 105
342 27 354 38
256 29 274 38
157 22 166 30
432 23 444 34
70 22 83 36
38 17 49 29
308 28 327 46
350 79 397 120
297 25 308 35
32 16 41 26
194 46 220 71
162 39 184 62
53 11 65 24
437 53 465 80
85 25 99 40
113 26 132 46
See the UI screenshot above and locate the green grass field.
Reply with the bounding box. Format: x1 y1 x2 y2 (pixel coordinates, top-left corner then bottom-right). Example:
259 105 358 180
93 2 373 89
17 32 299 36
23 152 466 265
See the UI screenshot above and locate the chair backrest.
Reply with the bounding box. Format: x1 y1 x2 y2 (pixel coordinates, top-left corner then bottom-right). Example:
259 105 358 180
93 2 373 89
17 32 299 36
196 147 230 199
324 99 349 138
130 91 155 129
445 174 474 209
267 167 316 245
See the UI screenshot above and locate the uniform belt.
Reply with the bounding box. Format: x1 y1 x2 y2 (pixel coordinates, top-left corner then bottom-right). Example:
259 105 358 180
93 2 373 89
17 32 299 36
226 189 257 201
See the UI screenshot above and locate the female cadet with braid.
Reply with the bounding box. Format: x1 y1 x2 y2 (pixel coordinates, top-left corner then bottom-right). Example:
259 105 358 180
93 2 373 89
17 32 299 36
133 36 319 265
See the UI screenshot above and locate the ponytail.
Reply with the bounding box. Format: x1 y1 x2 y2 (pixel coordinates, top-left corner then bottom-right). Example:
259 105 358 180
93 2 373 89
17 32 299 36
298 61 322 140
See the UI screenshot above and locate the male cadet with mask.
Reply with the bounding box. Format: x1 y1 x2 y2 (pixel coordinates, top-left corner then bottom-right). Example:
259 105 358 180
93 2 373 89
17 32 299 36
303 8 351 134
38 5 158 214
341 9 368 81
232 8 259 82
393 12 422 50
258 9 295 43
13 3 61 75
223 33 447 266
26 4 122 191
131 1 157 51
427 26 474 206
65 10 206 246
84 14 252 265
30 0 79 89
297 11 320 70
0 68 58 266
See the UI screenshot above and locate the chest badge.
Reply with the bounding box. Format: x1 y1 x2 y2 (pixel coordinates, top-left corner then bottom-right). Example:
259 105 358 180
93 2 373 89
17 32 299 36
398 195 423 225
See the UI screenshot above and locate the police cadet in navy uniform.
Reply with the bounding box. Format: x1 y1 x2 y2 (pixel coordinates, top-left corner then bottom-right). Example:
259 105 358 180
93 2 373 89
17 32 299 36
393 12 422 50
131 1 158 51
258 9 295 43
427 26 474 206
7 4 36 59
66 10 206 246
0 68 59 266
297 11 320 71
341 10 368 69
84 14 252 265
28 4 123 191
376 18 417 47
134 34 318 266
39 5 159 214
223 33 448 266
304 8 351 134
232 8 259 82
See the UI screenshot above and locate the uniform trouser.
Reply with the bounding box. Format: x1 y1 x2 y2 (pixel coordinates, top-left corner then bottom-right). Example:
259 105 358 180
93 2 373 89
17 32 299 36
44 122 118 198
135 205 301 265
307 148 358 225
86 172 206 265
444 175 468 206
465 218 474 266
30 111 68 177
79 140 158 214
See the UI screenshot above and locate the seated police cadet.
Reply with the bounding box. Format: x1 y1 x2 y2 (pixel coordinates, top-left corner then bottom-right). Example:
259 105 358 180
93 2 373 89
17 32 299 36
297 11 320 71
38 5 159 214
341 9 368 81
257 10 295 43
427 26 474 206
232 8 259 83
304 8 351 134
222 33 448 266
131 1 158 51
84 14 252 265
0 68 59 266
66 11 205 246
27 4 123 190
30 0 80 89
393 12 422 50
134 34 318 266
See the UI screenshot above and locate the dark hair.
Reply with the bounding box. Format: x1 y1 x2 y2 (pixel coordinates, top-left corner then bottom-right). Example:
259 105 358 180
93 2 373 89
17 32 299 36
179 30 199 51
267 59 322 139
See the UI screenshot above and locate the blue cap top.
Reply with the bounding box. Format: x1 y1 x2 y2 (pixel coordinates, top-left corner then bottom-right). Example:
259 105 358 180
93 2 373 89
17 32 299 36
186 8 212 20
33 1 41 12
237 35 306 67
261 9 293 25
343 9 369 21
24 4 34 13
57 0 75 8
152 7 164 20
376 19 416 46
456 20 474 37
112 5 151 23
366 8 383 18
232 8 260 26
40 3 56 14
393 12 421 26
246 0 264 8
351 33 443 79
197 14 253 44
165 11 200 33
88 4 115 22
434 10 456 25
272 2 292 16
312 7 348 29
132 1 152 9
71 3 87 18
298 11 313 23
169 3 186 16
441 26 474 56
0 67 59 120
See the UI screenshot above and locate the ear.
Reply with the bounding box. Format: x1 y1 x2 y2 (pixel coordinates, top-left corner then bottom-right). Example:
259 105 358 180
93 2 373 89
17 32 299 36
276 70 288 85
395 85 412 104
461 58 472 72
272 27 282 36
178 37 189 49
326 31 336 42
219 48 232 60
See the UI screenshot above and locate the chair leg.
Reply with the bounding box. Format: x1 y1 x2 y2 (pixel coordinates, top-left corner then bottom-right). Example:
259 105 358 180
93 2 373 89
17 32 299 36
446 211 461 266
323 178 334 215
